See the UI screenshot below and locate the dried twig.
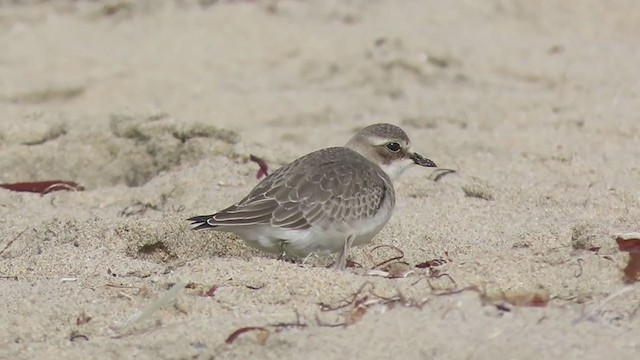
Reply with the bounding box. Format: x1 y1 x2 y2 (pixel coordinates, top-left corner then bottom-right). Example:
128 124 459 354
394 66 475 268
428 168 456 182
411 272 457 289
573 258 584 278
318 283 437 327
69 332 89 342
225 311 307 346
269 310 307 331
0 228 28 257
104 283 143 290
319 282 374 312
121 280 189 330
225 327 268 344
370 245 405 269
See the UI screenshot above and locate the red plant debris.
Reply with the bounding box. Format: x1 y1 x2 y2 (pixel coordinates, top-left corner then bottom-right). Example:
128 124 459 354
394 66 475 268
615 233 640 283
588 247 602 254
0 181 84 195
249 155 270 180
76 312 92 326
415 258 448 269
200 285 218 297
616 233 640 252
224 312 307 346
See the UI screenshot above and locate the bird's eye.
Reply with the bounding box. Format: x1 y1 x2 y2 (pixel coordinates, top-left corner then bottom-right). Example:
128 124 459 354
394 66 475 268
386 142 401 152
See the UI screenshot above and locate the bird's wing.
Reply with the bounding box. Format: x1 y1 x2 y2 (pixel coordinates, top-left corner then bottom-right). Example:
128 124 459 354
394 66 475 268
188 148 393 231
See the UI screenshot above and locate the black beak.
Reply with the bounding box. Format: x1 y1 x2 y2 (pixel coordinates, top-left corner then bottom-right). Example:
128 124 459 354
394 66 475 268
410 152 437 167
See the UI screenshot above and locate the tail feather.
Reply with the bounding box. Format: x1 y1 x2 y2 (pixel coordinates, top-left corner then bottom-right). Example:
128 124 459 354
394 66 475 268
187 214 218 230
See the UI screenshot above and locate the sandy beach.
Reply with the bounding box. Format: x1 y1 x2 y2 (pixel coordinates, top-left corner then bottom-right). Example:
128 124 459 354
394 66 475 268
1 0 639 359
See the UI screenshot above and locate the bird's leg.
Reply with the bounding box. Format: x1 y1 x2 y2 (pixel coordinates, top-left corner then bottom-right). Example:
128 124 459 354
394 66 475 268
277 240 288 260
277 240 299 263
334 235 356 270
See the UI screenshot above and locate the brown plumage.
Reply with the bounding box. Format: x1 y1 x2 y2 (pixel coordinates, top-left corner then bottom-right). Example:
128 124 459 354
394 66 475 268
188 123 436 269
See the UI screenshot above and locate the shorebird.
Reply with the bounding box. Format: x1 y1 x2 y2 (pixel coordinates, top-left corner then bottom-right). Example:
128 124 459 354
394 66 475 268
188 123 436 269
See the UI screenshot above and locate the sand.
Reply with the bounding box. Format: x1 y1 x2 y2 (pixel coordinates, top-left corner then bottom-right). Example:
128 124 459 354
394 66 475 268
1 0 639 359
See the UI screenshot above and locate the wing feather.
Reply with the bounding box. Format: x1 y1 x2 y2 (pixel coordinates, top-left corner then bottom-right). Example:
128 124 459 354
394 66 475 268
190 147 393 232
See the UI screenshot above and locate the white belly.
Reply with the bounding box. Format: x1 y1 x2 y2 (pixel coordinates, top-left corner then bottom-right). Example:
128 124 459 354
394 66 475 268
232 202 394 258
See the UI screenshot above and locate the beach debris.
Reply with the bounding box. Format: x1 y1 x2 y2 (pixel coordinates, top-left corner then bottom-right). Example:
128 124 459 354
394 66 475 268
480 290 550 309
117 292 135 301
104 283 143 290
317 282 433 327
571 223 609 251
69 331 89 342
76 312 92 326
359 245 416 278
336 258 362 269
121 279 189 330
118 201 161 217
200 285 218 297
615 232 640 283
589 247 601 254
428 168 456 182
249 154 270 179
317 282 552 328
318 284 485 327
366 262 414 278
370 244 405 269
268 315 308 332
317 283 374 327
225 311 307 346
225 327 270 345
0 228 28 257
573 258 585 278
415 257 448 269
118 189 183 217
411 272 457 290
60 277 78 283
0 180 84 195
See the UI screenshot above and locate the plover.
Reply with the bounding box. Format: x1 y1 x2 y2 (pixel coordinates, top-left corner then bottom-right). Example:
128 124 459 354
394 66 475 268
188 123 436 269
